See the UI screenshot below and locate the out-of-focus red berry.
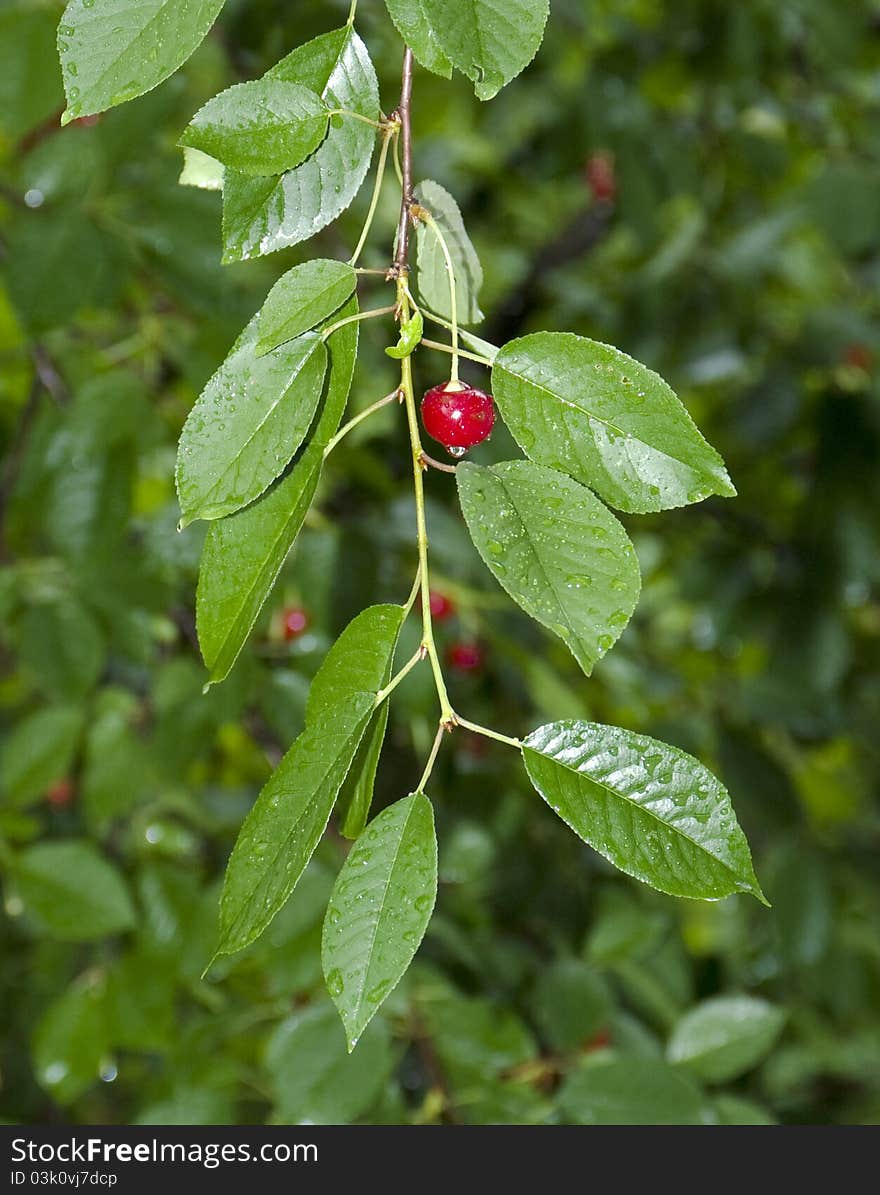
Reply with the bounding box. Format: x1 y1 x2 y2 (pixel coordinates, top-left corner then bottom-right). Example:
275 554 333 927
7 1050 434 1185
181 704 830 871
447 642 484 672
585 1027 612 1053
585 151 616 203
843 343 874 372
420 383 495 455
73 115 101 129
428 591 455 622
46 778 74 807
282 607 310 640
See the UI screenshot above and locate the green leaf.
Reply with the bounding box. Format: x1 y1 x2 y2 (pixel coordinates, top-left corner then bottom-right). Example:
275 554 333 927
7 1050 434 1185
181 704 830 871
337 703 389 839
180 80 329 176
196 296 358 684
667 995 786 1082
323 792 437 1049
257 259 357 355
415 180 483 325
176 318 327 526
559 1056 705 1125
57 0 226 123
493 332 736 514
265 1005 391 1123
12 840 136 940
522 721 766 903
457 460 640 676
179 146 224 191
222 28 378 262
32 972 110 1104
383 0 452 78
385 309 424 359
420 0 549 101
1 705 83 808
217 604 405 957
529 960 611 1053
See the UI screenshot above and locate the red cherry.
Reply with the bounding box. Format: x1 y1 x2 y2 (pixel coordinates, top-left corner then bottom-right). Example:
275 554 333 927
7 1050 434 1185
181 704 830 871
843 343 873 372
428 591 455 622
282 607 310 640
447 642 484 672
46 778 74 807
420 382 495 455
585 152 616 203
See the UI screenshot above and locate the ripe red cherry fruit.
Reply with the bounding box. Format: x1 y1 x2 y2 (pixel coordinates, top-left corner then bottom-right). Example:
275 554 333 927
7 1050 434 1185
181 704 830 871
420 382 495 456
282 606 310 640
447 641 484 672
428 591 455 622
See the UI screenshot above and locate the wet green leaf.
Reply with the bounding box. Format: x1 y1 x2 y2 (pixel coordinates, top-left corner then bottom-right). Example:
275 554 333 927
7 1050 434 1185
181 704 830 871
383 0 452 78
257 259 356 355
457 460 640 675
523 721 766 902
180 79 328 176
415 180 483 325
222 27 378 261
493 332 736 513
58 0 226 123
337 703 389 839
217 604 405 956
323 792 437 1049
559 1056 705 1125
176 318 327 525
196 297 358 684
421 0 549 100
32 972 110 1104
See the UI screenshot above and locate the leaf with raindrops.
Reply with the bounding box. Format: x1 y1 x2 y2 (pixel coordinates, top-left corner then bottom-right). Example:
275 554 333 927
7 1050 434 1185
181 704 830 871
222 26 379 262
493 332 736 513
414 179 483 325
58 0 227 124
323 792 437 1049
420 0 549 101
257 259 357 355
216 604 406 958
196 296 359 685
179 79 330 176
522 720 767 902
457 460 640 676
175 316 327 526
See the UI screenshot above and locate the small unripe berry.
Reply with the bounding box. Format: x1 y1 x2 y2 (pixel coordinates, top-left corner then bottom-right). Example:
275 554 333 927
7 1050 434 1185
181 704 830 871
46 778 74 807
447 641 484 672
585 151 616 203
428 591 455 622
420 382 495 456
282 607 310 640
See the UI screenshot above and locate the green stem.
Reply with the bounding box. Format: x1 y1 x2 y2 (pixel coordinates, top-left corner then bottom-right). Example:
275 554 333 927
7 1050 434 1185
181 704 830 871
392 127 404 187
346 0 358 25
322 388 399 457
419 210 459 382
327 109 389 131
398 280 455 725
422 309 500 359
455 717 521 749
403 564 422 615
421 338 492 367
416 722 447 793
349 126 394 267
321 305 395 341
375 648 424 705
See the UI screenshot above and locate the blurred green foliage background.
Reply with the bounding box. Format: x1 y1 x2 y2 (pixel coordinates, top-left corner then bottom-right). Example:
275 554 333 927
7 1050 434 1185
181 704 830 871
1 0 879 1125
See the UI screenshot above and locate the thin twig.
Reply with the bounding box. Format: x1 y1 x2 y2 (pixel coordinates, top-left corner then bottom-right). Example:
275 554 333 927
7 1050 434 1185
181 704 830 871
392 48 414 274
419 451 458 474
323 388 401 457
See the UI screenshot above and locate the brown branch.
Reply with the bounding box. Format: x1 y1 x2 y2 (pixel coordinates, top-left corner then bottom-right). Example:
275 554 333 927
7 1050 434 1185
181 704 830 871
392 47 415 274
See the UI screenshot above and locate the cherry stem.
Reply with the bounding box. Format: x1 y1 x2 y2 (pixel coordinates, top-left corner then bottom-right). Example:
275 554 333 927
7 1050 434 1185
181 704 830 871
418 210 459 382
420 338 492 367
403 563 422 614
454 717 521 749
322 388 401 458
349 124 396 267
320 305 395 341
347 0 358 25
416 721 448 793
419 450 458 474
375 647 425 705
